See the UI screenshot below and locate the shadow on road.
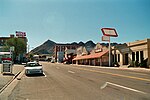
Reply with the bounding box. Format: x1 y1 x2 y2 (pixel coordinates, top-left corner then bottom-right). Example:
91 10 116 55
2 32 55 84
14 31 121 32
25 73 45 77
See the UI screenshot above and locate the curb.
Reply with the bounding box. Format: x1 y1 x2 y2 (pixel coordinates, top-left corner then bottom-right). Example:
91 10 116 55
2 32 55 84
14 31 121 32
70 64 150 72
0 71 21 94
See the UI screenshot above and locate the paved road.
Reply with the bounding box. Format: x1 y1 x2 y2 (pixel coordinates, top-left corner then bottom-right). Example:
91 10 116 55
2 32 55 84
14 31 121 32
9 62 150 100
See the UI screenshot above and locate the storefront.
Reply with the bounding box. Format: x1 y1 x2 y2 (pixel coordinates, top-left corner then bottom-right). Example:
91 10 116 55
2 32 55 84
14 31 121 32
112 39 150 68
73 43 109 66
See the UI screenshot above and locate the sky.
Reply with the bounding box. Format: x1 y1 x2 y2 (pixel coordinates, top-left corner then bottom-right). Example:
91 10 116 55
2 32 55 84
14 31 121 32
0 0 150 50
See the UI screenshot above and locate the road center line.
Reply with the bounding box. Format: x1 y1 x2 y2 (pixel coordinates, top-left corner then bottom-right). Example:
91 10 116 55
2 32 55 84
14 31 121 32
71 67 150 82
68 70 75 74
101 82 147 94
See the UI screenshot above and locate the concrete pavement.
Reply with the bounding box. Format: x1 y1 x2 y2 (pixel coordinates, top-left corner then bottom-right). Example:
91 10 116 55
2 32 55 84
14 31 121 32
70 64 150 73
0 64 24 92
8 62 150 100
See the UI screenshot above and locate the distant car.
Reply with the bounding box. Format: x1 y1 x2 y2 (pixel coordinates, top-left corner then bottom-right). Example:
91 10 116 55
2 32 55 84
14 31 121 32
25 62 43 75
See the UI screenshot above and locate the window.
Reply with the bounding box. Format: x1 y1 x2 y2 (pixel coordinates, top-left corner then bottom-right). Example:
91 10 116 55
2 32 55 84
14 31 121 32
118 54 120 62
132 52 135 61
115 54 117 62
140 51 144 62
136 51 139 61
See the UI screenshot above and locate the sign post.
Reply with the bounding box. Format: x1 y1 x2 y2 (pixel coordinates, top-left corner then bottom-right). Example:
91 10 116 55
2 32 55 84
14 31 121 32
101 28 118 67
10 46 15 61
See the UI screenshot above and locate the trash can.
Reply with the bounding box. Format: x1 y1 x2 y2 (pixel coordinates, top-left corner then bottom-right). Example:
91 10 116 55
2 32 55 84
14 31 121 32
2 60 13 74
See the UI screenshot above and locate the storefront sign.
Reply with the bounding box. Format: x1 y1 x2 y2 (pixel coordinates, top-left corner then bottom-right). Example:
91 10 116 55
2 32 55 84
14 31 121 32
95 48 102 53
16 31 26 37
121 48 130 52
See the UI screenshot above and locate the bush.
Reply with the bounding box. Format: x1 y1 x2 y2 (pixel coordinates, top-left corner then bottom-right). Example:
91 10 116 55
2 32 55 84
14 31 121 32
139 58 148 68
134 60 139 67
128 60 135 67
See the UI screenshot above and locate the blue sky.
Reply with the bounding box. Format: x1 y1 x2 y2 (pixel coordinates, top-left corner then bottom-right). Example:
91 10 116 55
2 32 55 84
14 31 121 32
0 0 150 49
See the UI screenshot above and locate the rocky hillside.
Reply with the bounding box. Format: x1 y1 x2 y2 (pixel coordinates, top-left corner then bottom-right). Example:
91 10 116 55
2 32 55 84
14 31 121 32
30 40 56 55
30 39 119 55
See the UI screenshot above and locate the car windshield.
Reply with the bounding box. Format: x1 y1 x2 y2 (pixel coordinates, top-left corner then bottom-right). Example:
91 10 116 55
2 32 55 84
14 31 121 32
26 63 40 67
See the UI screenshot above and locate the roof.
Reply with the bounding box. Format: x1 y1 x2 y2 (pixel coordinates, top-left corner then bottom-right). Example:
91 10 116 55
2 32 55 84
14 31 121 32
73 50 108 60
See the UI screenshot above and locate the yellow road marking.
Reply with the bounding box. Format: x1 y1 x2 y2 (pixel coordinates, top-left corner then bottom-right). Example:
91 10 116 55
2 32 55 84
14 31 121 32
128 72 148 76
72 67 150 82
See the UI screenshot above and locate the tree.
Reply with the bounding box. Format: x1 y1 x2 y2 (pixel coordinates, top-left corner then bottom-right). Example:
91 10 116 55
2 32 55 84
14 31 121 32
5 38 27 63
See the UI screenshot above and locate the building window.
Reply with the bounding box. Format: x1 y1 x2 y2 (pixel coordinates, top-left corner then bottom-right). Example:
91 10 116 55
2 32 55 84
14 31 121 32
136 51 139 61
132 52 135 61
112 55 114 63
115 54 117 62
140 51 144 62
125 53 129 65
118 54 120 62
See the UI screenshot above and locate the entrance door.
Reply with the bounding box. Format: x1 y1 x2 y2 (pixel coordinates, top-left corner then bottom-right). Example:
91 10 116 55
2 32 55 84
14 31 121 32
124 53 128 65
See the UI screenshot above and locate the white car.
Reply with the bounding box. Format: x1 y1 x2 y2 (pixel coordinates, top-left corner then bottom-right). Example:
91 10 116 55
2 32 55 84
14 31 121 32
25 62 43 75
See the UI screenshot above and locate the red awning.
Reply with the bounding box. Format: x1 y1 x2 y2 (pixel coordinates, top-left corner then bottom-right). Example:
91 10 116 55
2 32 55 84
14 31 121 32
73 50 108 60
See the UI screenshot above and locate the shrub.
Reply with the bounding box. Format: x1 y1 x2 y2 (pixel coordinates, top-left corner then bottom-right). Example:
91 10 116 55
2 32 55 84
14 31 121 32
139 58 148 68
134 60 139 67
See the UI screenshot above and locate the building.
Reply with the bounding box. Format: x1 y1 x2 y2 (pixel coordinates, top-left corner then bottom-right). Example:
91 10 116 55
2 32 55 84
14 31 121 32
73 43 109 66
112 39 150 68
0 32 28 63
64 48 76 64
54 44 79 63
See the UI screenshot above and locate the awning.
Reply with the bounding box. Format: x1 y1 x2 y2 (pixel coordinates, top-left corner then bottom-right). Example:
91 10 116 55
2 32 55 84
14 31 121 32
73 50 108 60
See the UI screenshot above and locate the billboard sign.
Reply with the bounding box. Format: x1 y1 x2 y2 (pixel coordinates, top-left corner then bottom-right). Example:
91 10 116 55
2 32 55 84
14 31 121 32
101 28 118 37
16 31 26 37
102 36 110 41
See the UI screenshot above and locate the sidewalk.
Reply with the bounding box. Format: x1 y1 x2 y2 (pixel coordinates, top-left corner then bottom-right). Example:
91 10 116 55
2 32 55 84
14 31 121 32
71 64 150 73
0 64 24 91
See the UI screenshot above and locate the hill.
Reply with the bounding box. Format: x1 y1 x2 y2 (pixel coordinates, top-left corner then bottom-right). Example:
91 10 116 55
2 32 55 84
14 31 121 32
30 40 56 55
30 40 119 55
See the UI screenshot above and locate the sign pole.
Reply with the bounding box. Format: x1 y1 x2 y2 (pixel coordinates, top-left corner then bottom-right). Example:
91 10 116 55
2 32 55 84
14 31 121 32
10 48 11 58
109 36 111 67
101 28 118 67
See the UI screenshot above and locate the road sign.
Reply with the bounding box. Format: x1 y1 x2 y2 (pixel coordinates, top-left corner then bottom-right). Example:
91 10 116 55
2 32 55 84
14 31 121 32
102 36 110 41
101 28 118 37
101 28 118 67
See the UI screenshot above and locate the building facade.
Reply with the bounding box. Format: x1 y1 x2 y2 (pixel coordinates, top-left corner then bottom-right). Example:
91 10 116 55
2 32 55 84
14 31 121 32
54 44 79 63
0 33 28 63
112 39 150 68
73 43 109 66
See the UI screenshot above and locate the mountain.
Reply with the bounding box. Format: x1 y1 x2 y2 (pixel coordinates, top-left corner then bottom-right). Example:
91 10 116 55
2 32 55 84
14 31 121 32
85 40 96 48
30 40 56 55
30 39 119 55
78 41 85 46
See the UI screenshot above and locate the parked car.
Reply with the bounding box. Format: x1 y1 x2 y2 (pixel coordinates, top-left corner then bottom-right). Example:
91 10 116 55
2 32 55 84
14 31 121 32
24 61 43 75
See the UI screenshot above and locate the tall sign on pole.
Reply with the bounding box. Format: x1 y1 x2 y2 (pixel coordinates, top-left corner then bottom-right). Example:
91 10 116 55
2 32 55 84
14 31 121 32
101 28 118 67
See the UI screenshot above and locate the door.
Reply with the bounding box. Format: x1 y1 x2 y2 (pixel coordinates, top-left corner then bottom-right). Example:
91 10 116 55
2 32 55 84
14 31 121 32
124 53 128 65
